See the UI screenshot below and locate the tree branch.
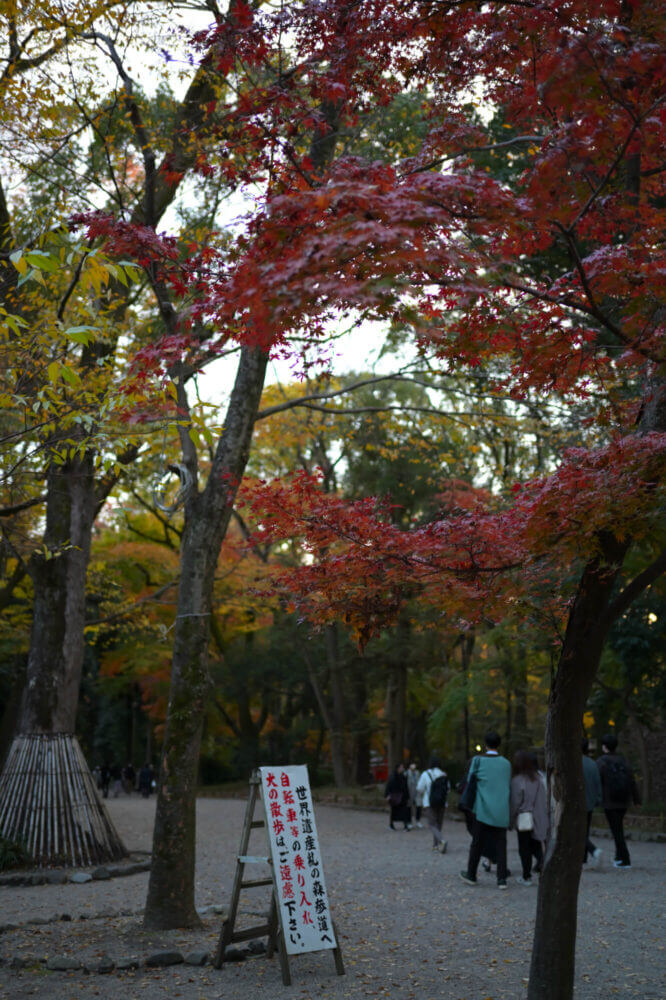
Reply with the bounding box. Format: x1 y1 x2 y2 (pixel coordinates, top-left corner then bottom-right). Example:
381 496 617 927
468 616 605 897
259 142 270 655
602 548 666 629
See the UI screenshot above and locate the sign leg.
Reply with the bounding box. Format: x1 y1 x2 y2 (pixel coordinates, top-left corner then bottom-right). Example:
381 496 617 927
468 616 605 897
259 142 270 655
332 920 345 977
276 922 292 985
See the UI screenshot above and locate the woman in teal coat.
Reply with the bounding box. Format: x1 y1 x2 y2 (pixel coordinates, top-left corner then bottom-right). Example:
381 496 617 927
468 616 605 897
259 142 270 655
460 731 512 889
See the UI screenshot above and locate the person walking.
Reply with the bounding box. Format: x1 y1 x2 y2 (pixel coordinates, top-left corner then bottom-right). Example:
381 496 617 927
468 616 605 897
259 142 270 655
406 762 423 828
417 755 449 852
510 749 548 885
597 732 641 869
582 737 603 867
459 730 511 889
138 762 153 798
385 763 411 831
100 762 111 799
123 762 136 794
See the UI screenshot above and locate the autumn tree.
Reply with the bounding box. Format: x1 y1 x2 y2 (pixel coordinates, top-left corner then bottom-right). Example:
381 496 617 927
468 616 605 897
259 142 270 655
0 0 240 864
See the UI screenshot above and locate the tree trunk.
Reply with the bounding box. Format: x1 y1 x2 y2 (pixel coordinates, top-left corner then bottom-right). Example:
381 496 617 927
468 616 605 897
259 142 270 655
143 345 267 930
326 623 348 787
0 456 127 865
627 709 650 803
386 660 407 769
349 666 372 785
20 458 95 733
528 540 628 1000
512 645 530 753
460 633 474 761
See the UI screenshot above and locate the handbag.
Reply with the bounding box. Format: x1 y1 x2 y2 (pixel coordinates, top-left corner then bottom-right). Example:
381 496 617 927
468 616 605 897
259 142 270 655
517 810 534 832
388 791 402 806
458 759 479 812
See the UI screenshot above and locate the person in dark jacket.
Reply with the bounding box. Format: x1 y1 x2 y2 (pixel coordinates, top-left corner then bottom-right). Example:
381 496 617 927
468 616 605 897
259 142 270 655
139 762 153 798
582 738 603 866
597 732 641 869
385 763 411 831
100 762 111 799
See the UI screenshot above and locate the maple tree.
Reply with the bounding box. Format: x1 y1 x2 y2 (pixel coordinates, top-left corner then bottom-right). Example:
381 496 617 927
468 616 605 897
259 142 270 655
81 1 665 994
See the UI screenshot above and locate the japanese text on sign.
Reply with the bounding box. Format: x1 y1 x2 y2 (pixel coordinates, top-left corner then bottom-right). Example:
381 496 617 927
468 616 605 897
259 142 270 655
259 765 337 955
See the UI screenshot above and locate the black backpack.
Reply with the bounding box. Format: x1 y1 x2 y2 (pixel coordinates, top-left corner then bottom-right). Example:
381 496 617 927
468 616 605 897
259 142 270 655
430 772 449 808
605 757 632 801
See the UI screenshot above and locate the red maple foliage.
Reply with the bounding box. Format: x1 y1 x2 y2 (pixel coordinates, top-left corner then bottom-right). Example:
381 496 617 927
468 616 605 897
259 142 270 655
76 0 666 642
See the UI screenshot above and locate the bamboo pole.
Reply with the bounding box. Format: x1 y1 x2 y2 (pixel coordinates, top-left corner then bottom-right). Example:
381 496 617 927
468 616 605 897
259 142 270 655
0 734 128 867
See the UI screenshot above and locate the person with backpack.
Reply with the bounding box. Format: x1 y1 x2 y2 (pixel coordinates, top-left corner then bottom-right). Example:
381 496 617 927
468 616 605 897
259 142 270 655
416 754 449 852
459 730 512 889
597 732 641 869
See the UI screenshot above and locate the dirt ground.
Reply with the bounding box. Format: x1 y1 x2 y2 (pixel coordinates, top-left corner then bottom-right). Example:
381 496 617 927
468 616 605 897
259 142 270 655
0 796 664 1000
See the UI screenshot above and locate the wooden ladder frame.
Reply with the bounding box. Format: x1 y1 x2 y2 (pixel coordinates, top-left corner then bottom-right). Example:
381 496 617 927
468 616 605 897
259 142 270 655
213 771 291 984
214 769 345 986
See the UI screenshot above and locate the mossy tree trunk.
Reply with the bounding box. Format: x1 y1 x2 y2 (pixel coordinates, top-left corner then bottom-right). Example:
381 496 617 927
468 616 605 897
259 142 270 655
143 346 268 929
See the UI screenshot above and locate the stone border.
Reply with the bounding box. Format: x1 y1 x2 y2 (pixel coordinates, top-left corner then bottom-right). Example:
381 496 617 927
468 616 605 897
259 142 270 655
0 939 267 974
0 857 151 887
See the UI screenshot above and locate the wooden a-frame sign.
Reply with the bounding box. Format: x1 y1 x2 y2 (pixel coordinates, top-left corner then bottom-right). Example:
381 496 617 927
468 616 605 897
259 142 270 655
214 766 345 986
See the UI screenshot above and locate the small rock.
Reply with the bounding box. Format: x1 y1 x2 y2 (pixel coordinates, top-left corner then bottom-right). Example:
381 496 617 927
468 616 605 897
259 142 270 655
60 913 72 922
30 874 46 886
28 916 49 925
45 871 68 885
91 866 111 880
70 872 92 883
224 947 248 962
46 956 82 971
84 954 115 974
184 951 209 966
0 923 18 933
10 955 35 969
247 939 267 955
145 950 184 967
116 957 140 970
211 904 226 915
123 861 151 875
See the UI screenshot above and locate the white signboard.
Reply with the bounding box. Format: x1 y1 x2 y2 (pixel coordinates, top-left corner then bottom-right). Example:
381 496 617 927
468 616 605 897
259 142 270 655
259 765 337 955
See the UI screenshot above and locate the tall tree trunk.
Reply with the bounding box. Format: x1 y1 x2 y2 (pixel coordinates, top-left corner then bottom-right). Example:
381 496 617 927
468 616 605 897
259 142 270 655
326 623 348 787
386 661 407 769
459 633 474 761
143 346 267 930
512 644 530 752
0 456 126 864
20 458 94 733
349 666 371 785
528 538 628 1000
627 709 650 803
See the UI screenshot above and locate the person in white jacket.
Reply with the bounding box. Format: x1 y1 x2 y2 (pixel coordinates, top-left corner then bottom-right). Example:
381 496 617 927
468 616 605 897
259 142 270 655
417 755 449 853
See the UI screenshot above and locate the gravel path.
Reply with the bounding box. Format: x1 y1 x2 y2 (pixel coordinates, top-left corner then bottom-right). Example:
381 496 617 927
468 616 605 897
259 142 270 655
0 796 664 999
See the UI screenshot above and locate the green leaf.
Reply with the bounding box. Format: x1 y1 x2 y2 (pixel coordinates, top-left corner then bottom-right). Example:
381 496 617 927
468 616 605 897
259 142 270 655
65 325 98 345
25 250 59 272
60 365 81 387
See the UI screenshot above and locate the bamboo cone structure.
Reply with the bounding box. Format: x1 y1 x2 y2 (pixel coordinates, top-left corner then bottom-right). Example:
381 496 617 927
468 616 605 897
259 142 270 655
0 733 127 867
